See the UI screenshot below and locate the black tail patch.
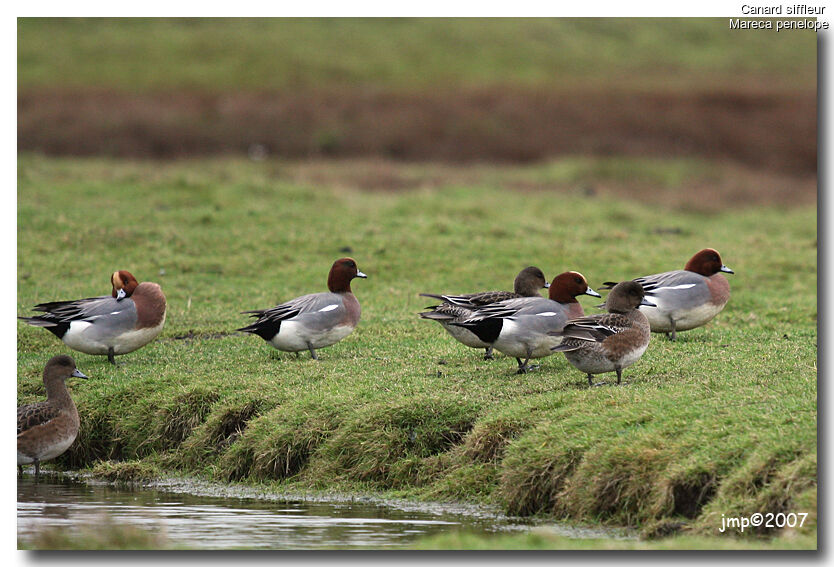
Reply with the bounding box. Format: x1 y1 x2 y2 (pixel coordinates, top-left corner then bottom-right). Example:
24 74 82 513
236 319 281 342
451 318 503 344
18 316 70 339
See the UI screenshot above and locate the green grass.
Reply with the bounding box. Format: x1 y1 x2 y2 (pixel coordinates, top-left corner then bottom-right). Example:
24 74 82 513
16 154 817 549
410 529 817 550
18 18 815 92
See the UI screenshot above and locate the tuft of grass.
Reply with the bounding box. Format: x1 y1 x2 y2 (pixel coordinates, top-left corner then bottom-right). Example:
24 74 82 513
17 156 816 546
217 399 343 482
175 398 267 470
310 397 480 488
151 388 220 452
460 415 530 463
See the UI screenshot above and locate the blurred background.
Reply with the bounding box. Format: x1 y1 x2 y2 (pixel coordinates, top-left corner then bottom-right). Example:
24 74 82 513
18 18 815 194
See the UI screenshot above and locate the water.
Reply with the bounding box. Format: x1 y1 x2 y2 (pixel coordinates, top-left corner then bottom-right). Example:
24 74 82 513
18 475 628 549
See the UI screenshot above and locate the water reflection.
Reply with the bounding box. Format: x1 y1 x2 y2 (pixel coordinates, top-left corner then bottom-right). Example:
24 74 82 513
18 475 628 549
19 476 497 549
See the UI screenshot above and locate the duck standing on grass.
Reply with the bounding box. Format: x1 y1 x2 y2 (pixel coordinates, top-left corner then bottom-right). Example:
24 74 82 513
551 280 653 387
419 266 550 360
237 257 367 360
19 271 167 364
450 271 601 374
18 355 88 479
602 248 733 341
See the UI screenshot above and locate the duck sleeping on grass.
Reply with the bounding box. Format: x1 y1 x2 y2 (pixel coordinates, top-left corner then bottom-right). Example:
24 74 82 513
19 271 166 364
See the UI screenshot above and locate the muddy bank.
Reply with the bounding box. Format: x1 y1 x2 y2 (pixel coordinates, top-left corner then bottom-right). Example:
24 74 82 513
18 86 815 175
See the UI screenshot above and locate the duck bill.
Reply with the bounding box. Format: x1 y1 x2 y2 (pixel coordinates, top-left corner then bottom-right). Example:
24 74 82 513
356 271 368 279
584 287 602 298
720 265 734 274
72 369 89 380
116 288 127 301
640 297 657 307
543 281 551 289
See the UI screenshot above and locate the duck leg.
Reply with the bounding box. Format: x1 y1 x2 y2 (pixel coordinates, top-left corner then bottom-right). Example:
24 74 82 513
667 320 677 341
615 367 623 385
307 343 319 360
34 459 40 480
516 350 539 374
515 357 530 374
107 347 116 365
483 347 494 360
588 374 607 387
18 465 22 479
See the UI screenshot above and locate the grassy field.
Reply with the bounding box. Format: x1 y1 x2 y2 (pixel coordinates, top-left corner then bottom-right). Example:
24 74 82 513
16 154 817 548
17 18 815 92
410 529 819 550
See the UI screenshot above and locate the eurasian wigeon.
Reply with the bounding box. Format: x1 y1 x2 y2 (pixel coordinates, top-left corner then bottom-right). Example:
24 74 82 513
18 355 87 478
551 280 654 386
602 248 733 341
451 271 600 373
419 266 550 360
237 257 367 359
19 271 167 364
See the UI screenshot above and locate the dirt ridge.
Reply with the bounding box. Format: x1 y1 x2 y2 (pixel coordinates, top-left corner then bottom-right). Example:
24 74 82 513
18 87 816 175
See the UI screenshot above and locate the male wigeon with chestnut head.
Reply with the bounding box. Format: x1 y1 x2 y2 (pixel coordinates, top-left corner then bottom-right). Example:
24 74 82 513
19 271 167 364
237 257 367 359
451 271 600 373
602 248 733 341
551 280 654 387
419 266 550 360
18 355 88 478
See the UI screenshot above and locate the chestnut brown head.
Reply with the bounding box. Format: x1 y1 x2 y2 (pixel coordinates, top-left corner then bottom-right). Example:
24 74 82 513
327 258 367 293
548 271 602 303
684 249 734 277
111 270 140 301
